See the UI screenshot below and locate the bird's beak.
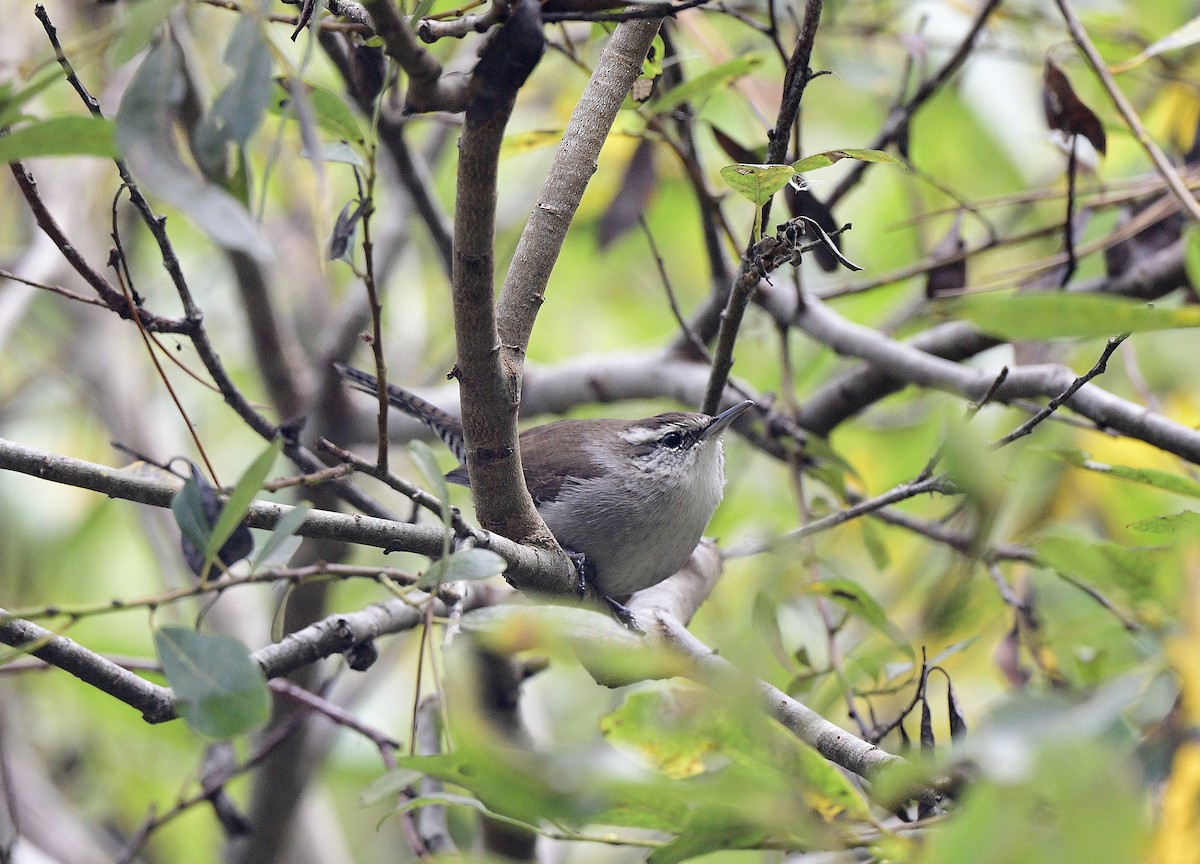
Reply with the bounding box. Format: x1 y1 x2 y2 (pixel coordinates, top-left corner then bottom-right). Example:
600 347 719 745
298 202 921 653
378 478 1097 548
700 400 754 441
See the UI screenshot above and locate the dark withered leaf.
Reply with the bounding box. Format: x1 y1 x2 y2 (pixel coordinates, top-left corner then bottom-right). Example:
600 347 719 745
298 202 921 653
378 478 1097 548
1043 57 1106 156
329 198 368 261
175 462 254 576
920 677 935 754
994 619 1030 689
598 137 657 250
709 124 764 165
925 213 967 297
946 676 967 740
786 186 840 271
349 44 386 104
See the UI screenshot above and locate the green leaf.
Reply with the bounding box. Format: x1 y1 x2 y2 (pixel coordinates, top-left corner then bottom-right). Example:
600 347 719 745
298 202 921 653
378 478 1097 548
109 0 183 65
802 577 911 650
792 147 905 173
407 440 451 509
644 54 764 115
384 792 539 833
0 65 67 130
410 0 438 25
648 805 769 864
269 79 365 146
1128 510 1200 535
194 15 274 179
154 625 270 738
1184 224 1200 291
602 686 871 830
942 293 1200 340
719 163 796 206
360 767 424 805
418 547 507 588
116 39 270 258
0 117 118 162
252 502 312 569
409 439 452 558
171 471 214 556
643 33 666 78
307 141 363 166
1041 447 1200 499
461 605 687 687
205 438 281 565
1111 15 1200 73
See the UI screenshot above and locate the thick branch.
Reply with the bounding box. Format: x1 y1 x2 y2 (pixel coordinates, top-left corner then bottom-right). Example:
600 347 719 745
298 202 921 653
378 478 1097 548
0 598 431 725
496 15 664 354
795 297 1200 464
0 436 565 580
652 615 915 789
363 0 468 112
452 0 551 563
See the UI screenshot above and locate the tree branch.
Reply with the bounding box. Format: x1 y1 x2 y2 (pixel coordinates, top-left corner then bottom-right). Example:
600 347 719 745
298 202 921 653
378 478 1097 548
363 0 469 113
794 297 1200 463
451 0 557 572
497 15 664 353
1053 0 1200 223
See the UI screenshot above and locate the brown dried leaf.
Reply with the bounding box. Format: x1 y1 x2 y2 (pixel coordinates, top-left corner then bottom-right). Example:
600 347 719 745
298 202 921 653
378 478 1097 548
1043 57 1107 156
925 213 967 298
597 137 657 250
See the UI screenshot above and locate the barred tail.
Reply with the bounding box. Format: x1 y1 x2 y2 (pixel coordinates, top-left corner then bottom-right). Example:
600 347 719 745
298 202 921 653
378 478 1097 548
333 363 467 463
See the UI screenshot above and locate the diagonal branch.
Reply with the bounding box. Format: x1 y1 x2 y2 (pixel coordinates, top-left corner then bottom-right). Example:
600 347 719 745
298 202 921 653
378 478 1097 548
795 297 1200 463
1053 0 1200 224
363 0 469 113
450 0 555 564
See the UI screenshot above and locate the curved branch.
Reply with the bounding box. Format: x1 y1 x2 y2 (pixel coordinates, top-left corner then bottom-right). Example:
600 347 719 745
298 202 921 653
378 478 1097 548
364 0 469 113
452 0 555 568
0 597 430 725
795 297 1200 464
497 15 664 353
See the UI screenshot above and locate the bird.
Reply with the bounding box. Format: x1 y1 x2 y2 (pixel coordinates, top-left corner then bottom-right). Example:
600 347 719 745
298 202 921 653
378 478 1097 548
336 363 751 622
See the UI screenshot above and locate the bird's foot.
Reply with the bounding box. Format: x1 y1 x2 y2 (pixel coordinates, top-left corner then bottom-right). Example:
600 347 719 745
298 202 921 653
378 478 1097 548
604 596 645 636
565 550 592 599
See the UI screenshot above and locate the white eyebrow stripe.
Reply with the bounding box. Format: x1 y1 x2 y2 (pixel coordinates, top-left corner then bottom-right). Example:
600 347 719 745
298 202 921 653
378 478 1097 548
620 426 665 445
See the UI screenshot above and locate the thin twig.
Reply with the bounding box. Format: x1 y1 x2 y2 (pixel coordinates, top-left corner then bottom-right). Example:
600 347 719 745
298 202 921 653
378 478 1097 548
1059 136 1080 288
1053 0 1200 223
826 0 1004 208
725 473 957 558
270 678 403 750
0 268 108 308
541 0 710 23
967 365 1009 418
317 437 481 539
200 0 374 32
991 333 1129 448
639 216 711 361
116 709 311 863
1053 569 1143 633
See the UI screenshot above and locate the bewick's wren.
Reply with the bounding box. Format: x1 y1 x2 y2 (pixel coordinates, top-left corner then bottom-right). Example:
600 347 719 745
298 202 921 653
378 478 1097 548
336 364 751 611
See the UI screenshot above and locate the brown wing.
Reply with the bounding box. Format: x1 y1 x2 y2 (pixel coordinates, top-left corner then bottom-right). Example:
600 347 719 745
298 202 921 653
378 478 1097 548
444 418 613 505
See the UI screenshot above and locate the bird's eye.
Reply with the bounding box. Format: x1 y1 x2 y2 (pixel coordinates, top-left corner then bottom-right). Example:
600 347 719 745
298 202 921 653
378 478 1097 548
660 431 685 449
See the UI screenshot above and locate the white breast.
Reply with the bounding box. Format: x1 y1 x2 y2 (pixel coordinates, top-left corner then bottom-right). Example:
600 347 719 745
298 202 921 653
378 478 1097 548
537 439 727 596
